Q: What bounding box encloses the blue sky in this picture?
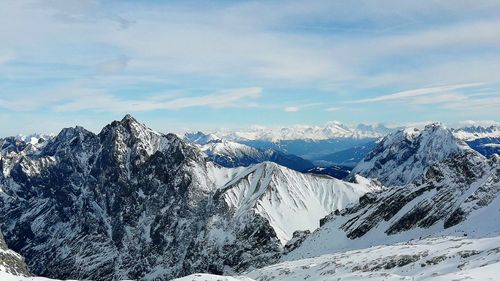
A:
[1,0,500,136]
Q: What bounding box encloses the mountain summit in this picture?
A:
[0,115,377,280]
[351,123,473,186]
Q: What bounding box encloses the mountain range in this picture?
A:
[0,116,499,281]
[0,115,379,280]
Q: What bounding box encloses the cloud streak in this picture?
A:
[52,87,263,112]
[347,83,483,104]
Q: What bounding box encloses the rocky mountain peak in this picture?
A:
[351,124,477,186]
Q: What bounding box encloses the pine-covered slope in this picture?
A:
[0,115,377,281]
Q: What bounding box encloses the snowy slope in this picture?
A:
[0,272,66,281]
[248,236,500,281]
[177,236,500,281]
[452,125,500,157]
[219,162,381,243]
[173,273,254,281]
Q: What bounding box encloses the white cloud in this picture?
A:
[0,0,499,126]
[0,50,15,64]
[283,103,323,112]
[284,106,300,112]
[347,83,483,103]
[52,87,263,112]
[325,107,342,112]
[95,56,130,75]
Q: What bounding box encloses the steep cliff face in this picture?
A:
[0,115,376,281]
[0,230,29,277]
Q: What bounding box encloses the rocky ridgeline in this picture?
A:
[0,115,375,281]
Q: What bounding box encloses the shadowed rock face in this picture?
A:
[0,115,282,280]
[322,131,499,241]
[0,230,29,277]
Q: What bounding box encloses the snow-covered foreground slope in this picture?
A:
[220,162,381,243]
[249,236,500,281]
[173,273,254,281]
[176,236,500,281]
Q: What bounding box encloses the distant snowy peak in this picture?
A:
[15,133,54,145]
[186,132,314,171]
[453,125,500,140]
[352,123,476,186]
[214,122,392,141]
[184,131,222,145]
[220,162,382,243]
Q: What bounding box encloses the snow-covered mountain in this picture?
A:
[184,132,314,172]
[184,131,222,145]
[452,125,500,158]
[283,124,500,261]
[351,123,474,186]
[218,162,380,243]
[187,122,390,164]
[453,125,500,141]
[214,122,391,142]
[0,115,378,281]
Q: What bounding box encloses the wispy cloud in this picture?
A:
[325,107,342,112]
[95,56,130,75]
[284,106,300,112]
[283,102,323,112]
[347,83,483,104]
[52,87,263,112]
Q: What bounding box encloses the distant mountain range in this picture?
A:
[184,132,314,172]
[213,122,393,142]
[452,125,500,157]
